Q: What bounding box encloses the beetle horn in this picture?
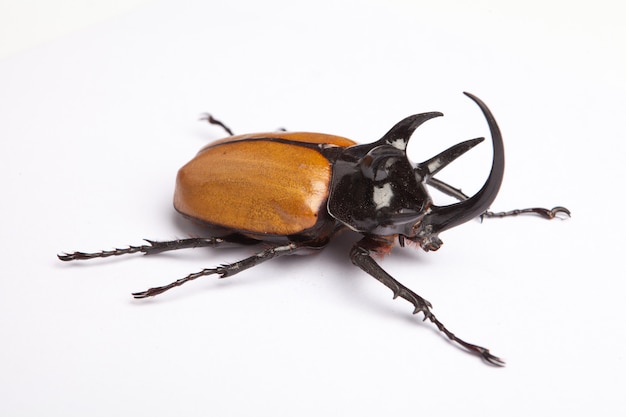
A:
[423,92,505,234]
[378,111,443,151]
[416,137,485,179]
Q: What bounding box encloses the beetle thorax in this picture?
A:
[327,142,432,237]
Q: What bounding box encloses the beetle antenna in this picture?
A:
[199,113,234,136]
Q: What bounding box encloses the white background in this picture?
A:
[1,0,624,415]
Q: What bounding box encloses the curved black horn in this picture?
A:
[417,137,485,179]
[424,92,505,234]
[377,111,443,151]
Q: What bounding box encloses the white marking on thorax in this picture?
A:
[373,183,394,209]
[388,138,406,150]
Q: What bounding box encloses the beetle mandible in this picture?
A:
[59,92,570,365]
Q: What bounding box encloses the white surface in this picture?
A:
[1,0,624,415]
[0,0,154,59]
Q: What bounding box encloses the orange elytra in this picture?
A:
[174,132,355,236]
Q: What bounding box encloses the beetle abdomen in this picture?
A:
[174,133,355,236]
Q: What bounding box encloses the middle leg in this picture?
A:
[132,241,304,299]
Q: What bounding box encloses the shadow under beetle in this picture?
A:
[59,92,570,366]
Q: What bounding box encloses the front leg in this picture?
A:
[427,177,570,220]
[350,239,504,366]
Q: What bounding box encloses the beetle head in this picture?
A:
[327,92,504,250]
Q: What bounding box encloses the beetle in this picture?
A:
[59,92,569,365]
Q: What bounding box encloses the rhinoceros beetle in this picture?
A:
[59,92,570,365]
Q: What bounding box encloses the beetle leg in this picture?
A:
[132,242,301,299]
[199,113,234,136]
[427,177,472,201]
[427,177,570,220]
[57,237,238,261]
[480,206,571,220]
[350,241,505,366]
